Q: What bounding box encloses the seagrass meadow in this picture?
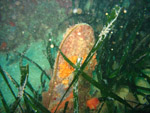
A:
[0,0,150,113]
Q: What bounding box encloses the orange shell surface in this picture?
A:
[42,23,97,113]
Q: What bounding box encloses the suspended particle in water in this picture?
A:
[72,8,82,14]
[123,9,127,13]
[110,31,113,34]
[120,25,123,28]
[136,32,139,35]
[105,12,108,16]
[50,44,54,48]
[22,31,25,34]
[73,8,78,13]
[112,41,116,45]
[144,78,147,81]
[49,38,52,41]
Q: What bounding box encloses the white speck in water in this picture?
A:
[50,44,54,48]
[49,38,52,41]
[73,8,78,14]
[123,9,127,13]
[105,12,108,16]
[120,26,123,28]
[136,32,139,35]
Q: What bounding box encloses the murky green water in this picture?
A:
[0,0,150,113]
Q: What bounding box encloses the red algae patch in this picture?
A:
[86,98,100,110]
[0,42,7,50]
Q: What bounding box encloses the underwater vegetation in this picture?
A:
[0,0,150,113]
